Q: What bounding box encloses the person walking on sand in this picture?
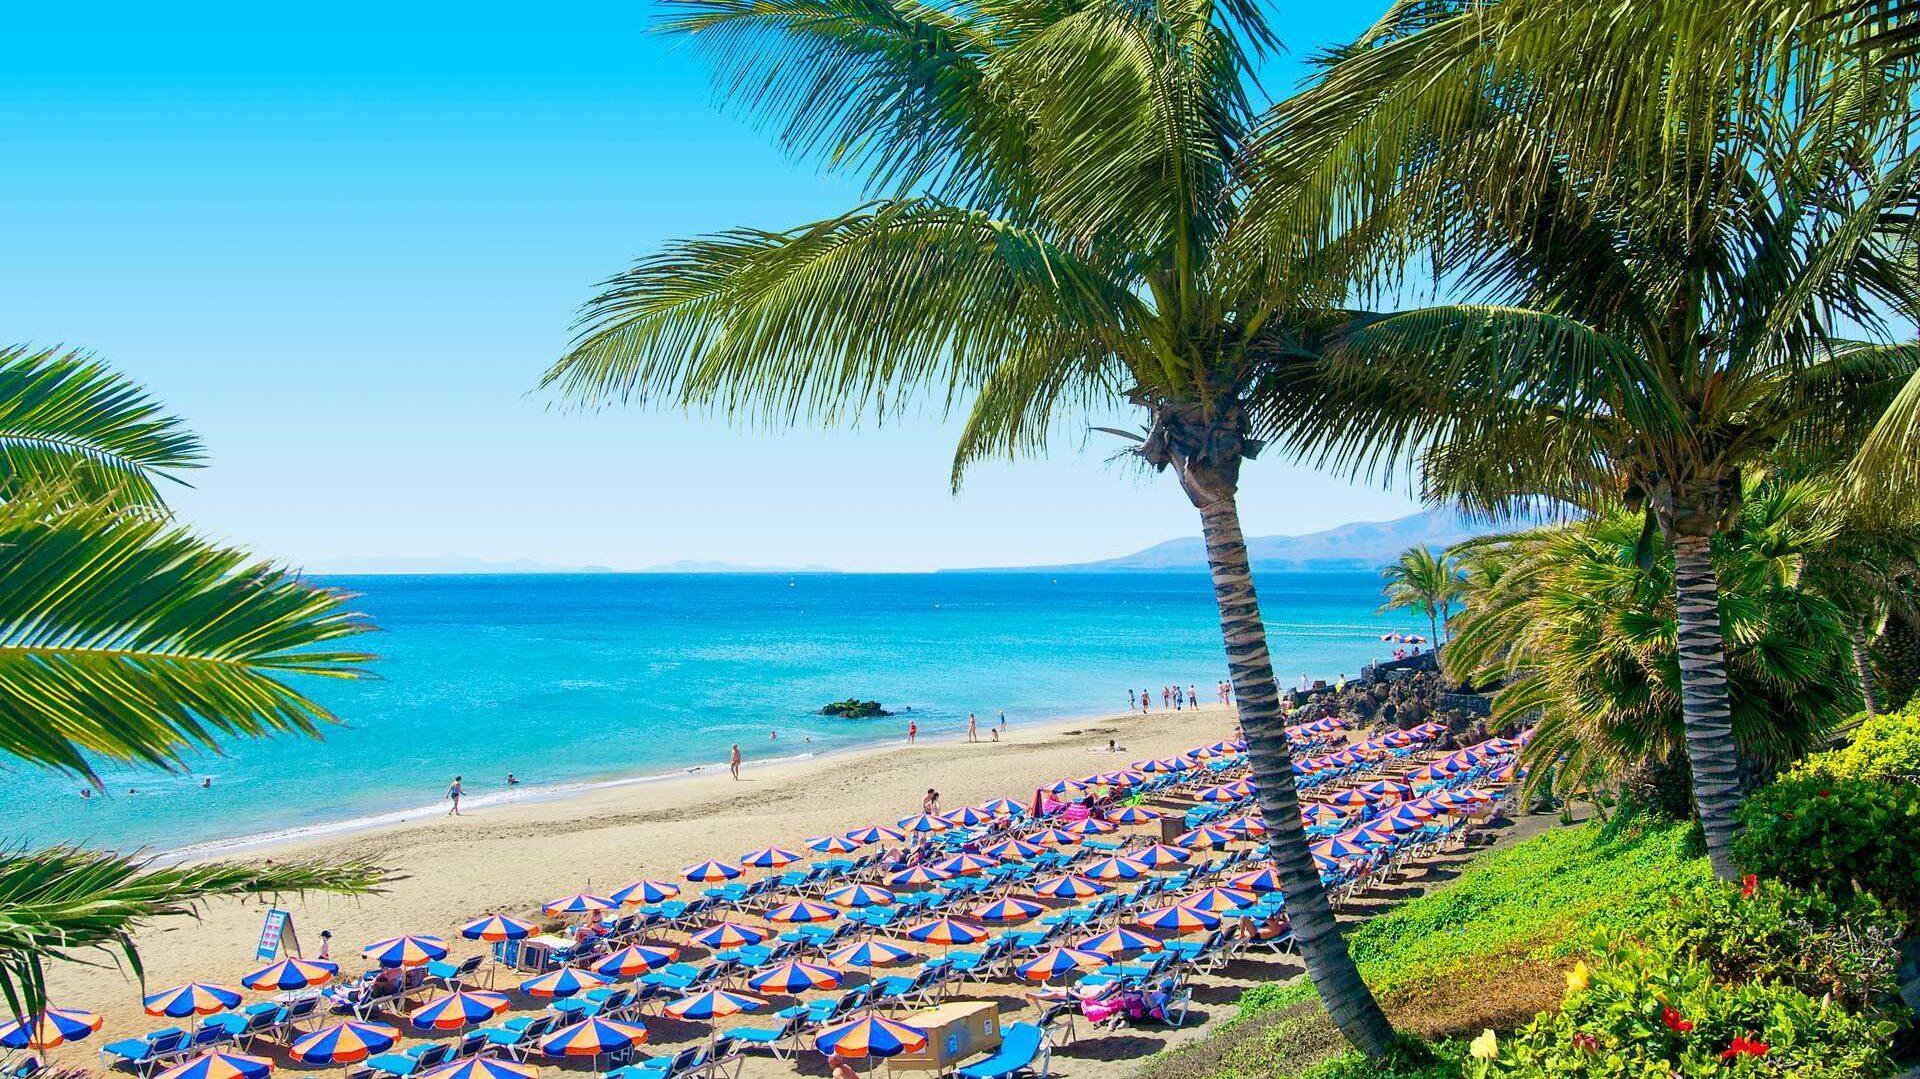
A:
[446,776,463,816]
[1140,688,1150,713]
[908,719,918,743]
[1188,685,1198,708]
[967,713,978,742]
[1128,688,1136,710]
[998,709,1006,732]
[729,744,743,780]
[1162,686,1172,709]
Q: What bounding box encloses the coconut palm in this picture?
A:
[1245,4,1920,880]
[0,346,386,1017]
[541,0,1396,1055]
[1378,545,1458,645]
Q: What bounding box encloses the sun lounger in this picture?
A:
[354,1041,452,1079]
[723,1014,799,1060]
[956,1021,1050,1079]
[101,1029,187,1073]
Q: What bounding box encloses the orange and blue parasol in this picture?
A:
[154,1052,271,1079]
[418,1056,538,1079]
[408,991,510,1031]
[814,1015,927,1059]
[611,880,679,906]
[823,883,894,908]
[1131,844,1192,868]
[969,897,1042,923]
[289,1022,399,1065]
[542,894,615,917]
[1137,904,1219,934]
[1077,928,1162,957]
[1228,868,1285,893]
[844,825,904,845]
[1179,887,1257,914]
[807,835,861,855]
[1108,806,1161,825]
[593,944,680,979]
[747,961,843,994]
[981,838,1042,860]
[362,935,449,968]
[886,865,952,888]
[240,958,338,992]
[0,1007,102,1050]
[740,846,802,869]
[895,813,951,834]
[538,1018,648,1058]
[1014,947,1106,983]
[930,853,997,876]
[765,900,839,925]
[144,983,242,1018]
[1081,856,1149,882]
[459,915,537,942]
[690,922,766,950]
[827,939,915,968]
[663,990,760,1021]
[517,967,607,999]
[906,917,986,947]
[682,860,743,883]
[1032,873,1107,900]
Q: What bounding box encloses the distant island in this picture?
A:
[304,556,841,575]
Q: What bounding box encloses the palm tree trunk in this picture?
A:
[1670,534,1744,880]
[1190,482,1396,1056]
[1852,622,1880,718]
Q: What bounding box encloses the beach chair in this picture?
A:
[723,1013,799,1061]
[606,1044,701,1079]
[354,1041,452,1079]
[1032,999,1077,1046]
[955,1022,1050,1079]
[427,954,484,990]
[867,962,942,1011]
[100,1029,187,1073]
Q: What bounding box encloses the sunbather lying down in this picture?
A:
[1236,912,1290,941]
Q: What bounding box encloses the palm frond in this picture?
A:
[0,347,202,508]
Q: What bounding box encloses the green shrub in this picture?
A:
[1732,773,1920,917]
[1480,940,1899,1078]
[1793,699,1920,783]
[1293,1035,1462,1079]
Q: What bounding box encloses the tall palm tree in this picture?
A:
[1244,3,1920,880]
[0,347,387,1017]
[1378,545,1457,645]
[542,0,1396,1055]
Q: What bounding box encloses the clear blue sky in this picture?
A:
[0,2,1419,572]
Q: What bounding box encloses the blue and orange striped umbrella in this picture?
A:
[1028,828,1079,846]
[747,960,843,994]
[1175,825,1235,850]
[895,813,951,834]
[419,1056,538,1079]
[1361,780,1414,802]
[1077,928,1163,957]
[611,880,680,906]
[154,1052,272,1079]
[459,914,537,942]
[1032,873,1107,900]
[1062,818,1118,836]
[824,883,895,909]
[663,990,761,1022]
[1137,904,1220,934]
[827,940,915,969]
[593,945,680,979]
[941,806,992,827]
[1195,785,1239,804]
[970,897,1042,923]
[1311,835,1372,860]
[409,990,510,1031]
[814,1016,927,1060]
[765,900,839,925]
[690,922,767,950]
[886,865,952,888]
[1325,789,1377,808]
[930,853,997,876]
[539,1018,649,1058]
[906,917,986,947]
[682,859,743,883]
[1043,779,1085,796]
[518,967,607,999]
[1082,856,1149,881]
[740,846,802,869]
[981,838,1042,861]
[1221,816,1266,838]
[362,935,449,968]
[241,957,338,991]
[1300,804,1349,826]
[845,825,905,845]
[144,982,242,1018]
[0,1007,102,1050]
[1224,779,1257,798]
[978,798,1024,818]
[1014,947,1106,983]
[289,1021,399,1065]
[1108,806,1161,825]
[1229,868,1286,894]
[1132,844,1191,868]
[1179,887,1257,914]
[807,835,861,855]
[542,893,615,917]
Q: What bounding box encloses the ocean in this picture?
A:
[17,571,1422,853]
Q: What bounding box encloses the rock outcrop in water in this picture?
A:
[820,699,892,718]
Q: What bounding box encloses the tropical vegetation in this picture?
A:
[1378,546,1460,646]
[0,347,386,1018]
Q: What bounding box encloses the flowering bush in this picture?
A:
[1476,939,1898,1078]
[1732,774,1920,917]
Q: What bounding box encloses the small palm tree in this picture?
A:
[0,347,387,1016]
[1378,545,1458,646]
[542,0,1396,1055]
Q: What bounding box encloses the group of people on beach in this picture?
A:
[1129,682,1229,713]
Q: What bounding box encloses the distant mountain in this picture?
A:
[986,508,1501,573]
[305,555,618,575]
[638,560,842,574]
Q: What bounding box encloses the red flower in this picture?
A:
[1572,1032,1599,1053]
[1818,789,1831,798]
[1741,873,1758,899]
[1721,1034,1769,1059]
[1660,1006,1694,1033]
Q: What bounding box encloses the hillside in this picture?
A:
[989,507,1497,572]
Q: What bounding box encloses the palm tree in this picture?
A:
[0,346,387,1016]
[1244,4,1920,880]
[1378,545,1457,645]
[542,0,1396,1055]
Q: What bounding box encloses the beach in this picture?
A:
[50,705,1240,1061]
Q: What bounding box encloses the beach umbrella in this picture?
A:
[1229,868,1286,894]
[981,838,1042,861]
[408,991,510,1031]
[1222,815,1267,838]
[1062,818,1118,836]
[1081,856,1149,882]
[1195,785,1238,804]
[1131,844,1191,868]
[690,922,767,950]
[845,825,905,845]
[886,865,952,888]
[1175,825,1235,850]
[1031,874,1107,900]
[459,914,537,943]
[766,900,839,925]
[144,983,242,1018]
[289,1022,400,1065]
[419,1056,538,1079]
[807,835,861,855]
[895,813,951,834]
[681,859,743,883]
[663,990,761,1022]
[240,957,338,992]
[1137,904,1219,934]
[1489,762,1522,783]
[541,893,615,917]
[905,917,986,947]
[1013,947,1106,983]
[1028,827,1079,846]
[747,961,844,995]
[154,1051,273,1079]
[1361,781,1414,802]
[941,806,992,827]
[930,853,998,876]
[0,1008,102,1050]
[824,883,896,908]
[1108,806,1161,826]
[1077,928,1162,958]
[1043,779,1086,797]
[519,967,607,1000]
[1300,804,1348,826]
[1179,887,1258,914]
[1324,789,1376,808]
[1311,835,1372,861]
[740,846,802,869]
[611,880,680,906]
[593,944,680,979]
[969,897,1042,923]
[828,939,916,969]
[813,1015,927,1060]
[362,935,449,969]
[539,1018,649,1059]
[978,798,1024,818]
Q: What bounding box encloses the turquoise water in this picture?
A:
[16,572,1420,852]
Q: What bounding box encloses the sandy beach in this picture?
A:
[52,705,1241,1065]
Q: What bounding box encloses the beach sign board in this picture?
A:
[256,908,300,960]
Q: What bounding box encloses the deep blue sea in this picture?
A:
[15,572,1422,853]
